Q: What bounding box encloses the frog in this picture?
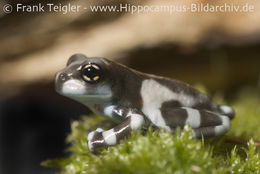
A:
[55,54,235,153]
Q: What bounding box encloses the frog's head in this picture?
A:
[55,54,113,102]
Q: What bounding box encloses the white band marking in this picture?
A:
[220,105,233,115]
[102,129,117,145]
[184,107,201,128]
[129,113,145,130]
[104,105,115,116]
[87,131,95,152]
[140,79,196,129]
[214,116,230,136]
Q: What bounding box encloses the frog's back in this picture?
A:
[109,60,233,119]
[140,73,219,112]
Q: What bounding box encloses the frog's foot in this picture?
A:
[87,110,146,153]
[192,115,230,138]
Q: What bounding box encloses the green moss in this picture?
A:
[42,88,260,174]
[229,139,260,174]
[229,88,260,139]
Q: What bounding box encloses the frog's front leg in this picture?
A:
[87,107,146,153]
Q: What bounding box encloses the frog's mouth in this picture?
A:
[61,79,87,95]
[58,79,112,100]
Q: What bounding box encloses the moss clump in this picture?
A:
[229,139,260,174]
[230,88,260,140]
[42,88,260,174]
[43,124,225,174]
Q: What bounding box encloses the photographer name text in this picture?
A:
[16,3,81,14]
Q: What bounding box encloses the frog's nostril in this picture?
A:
[59,73,68,81]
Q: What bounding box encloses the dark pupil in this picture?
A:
[82,65,101,81]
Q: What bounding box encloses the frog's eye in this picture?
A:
[81,63,102,84]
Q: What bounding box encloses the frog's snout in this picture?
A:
[55,70,88,96]
[55,71,70,93]
[57,72,70,82]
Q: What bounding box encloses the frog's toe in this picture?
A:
[87,131,96,152]
[95,128,104,132]
[87,130,105,153]
[87,131,95,142]
[88,140,95,152]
